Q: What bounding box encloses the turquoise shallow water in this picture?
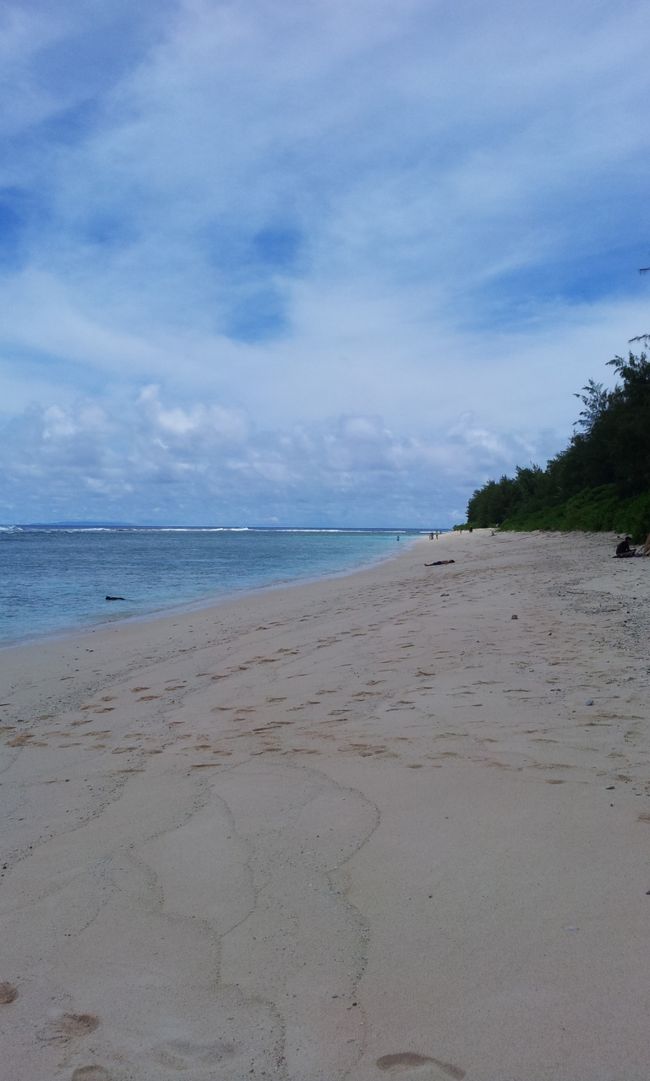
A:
[0,526,427,646]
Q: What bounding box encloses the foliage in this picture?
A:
[466,352,650,539]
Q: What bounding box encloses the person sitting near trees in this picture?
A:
[615,536,636,557]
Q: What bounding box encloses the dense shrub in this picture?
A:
[466,353,650,540]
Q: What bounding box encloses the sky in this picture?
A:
[1,0,649,527]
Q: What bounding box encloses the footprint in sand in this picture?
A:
[71,1068,112,1081]
[377,1052,465,1079]
[154,1033,235,1068]
[0,981,18,1004]
[7,734,36,747]
[41,1012,100,1043]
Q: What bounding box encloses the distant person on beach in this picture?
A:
[615,536,636,557]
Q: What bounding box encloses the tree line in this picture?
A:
[466,351,650,537]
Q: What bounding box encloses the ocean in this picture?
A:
[0,526,429,646]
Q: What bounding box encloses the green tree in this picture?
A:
[465,351,650,534]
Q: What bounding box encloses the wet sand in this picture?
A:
[1,530,649,1081]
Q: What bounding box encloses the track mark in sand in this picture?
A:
[638,813,650,822]
[288,747,320,754]
[138,694,161,701]
[71,1068,112,1081]
[342,742,391,758]
[42,1012,100,1042]
[530,762,573,771]
[377,1052,465,1078]
[0,981,18,1004]
[130,686,149,692]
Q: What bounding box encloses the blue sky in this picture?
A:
[1,0,649,526]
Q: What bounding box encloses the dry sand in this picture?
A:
[1,530,649,1081]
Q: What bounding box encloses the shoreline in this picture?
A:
[0,530,423,653]
[1,529,649,1081]
[0,535,432,720]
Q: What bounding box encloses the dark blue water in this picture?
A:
[0,526,426,645]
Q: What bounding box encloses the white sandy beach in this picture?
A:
[1,530,649,1081]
